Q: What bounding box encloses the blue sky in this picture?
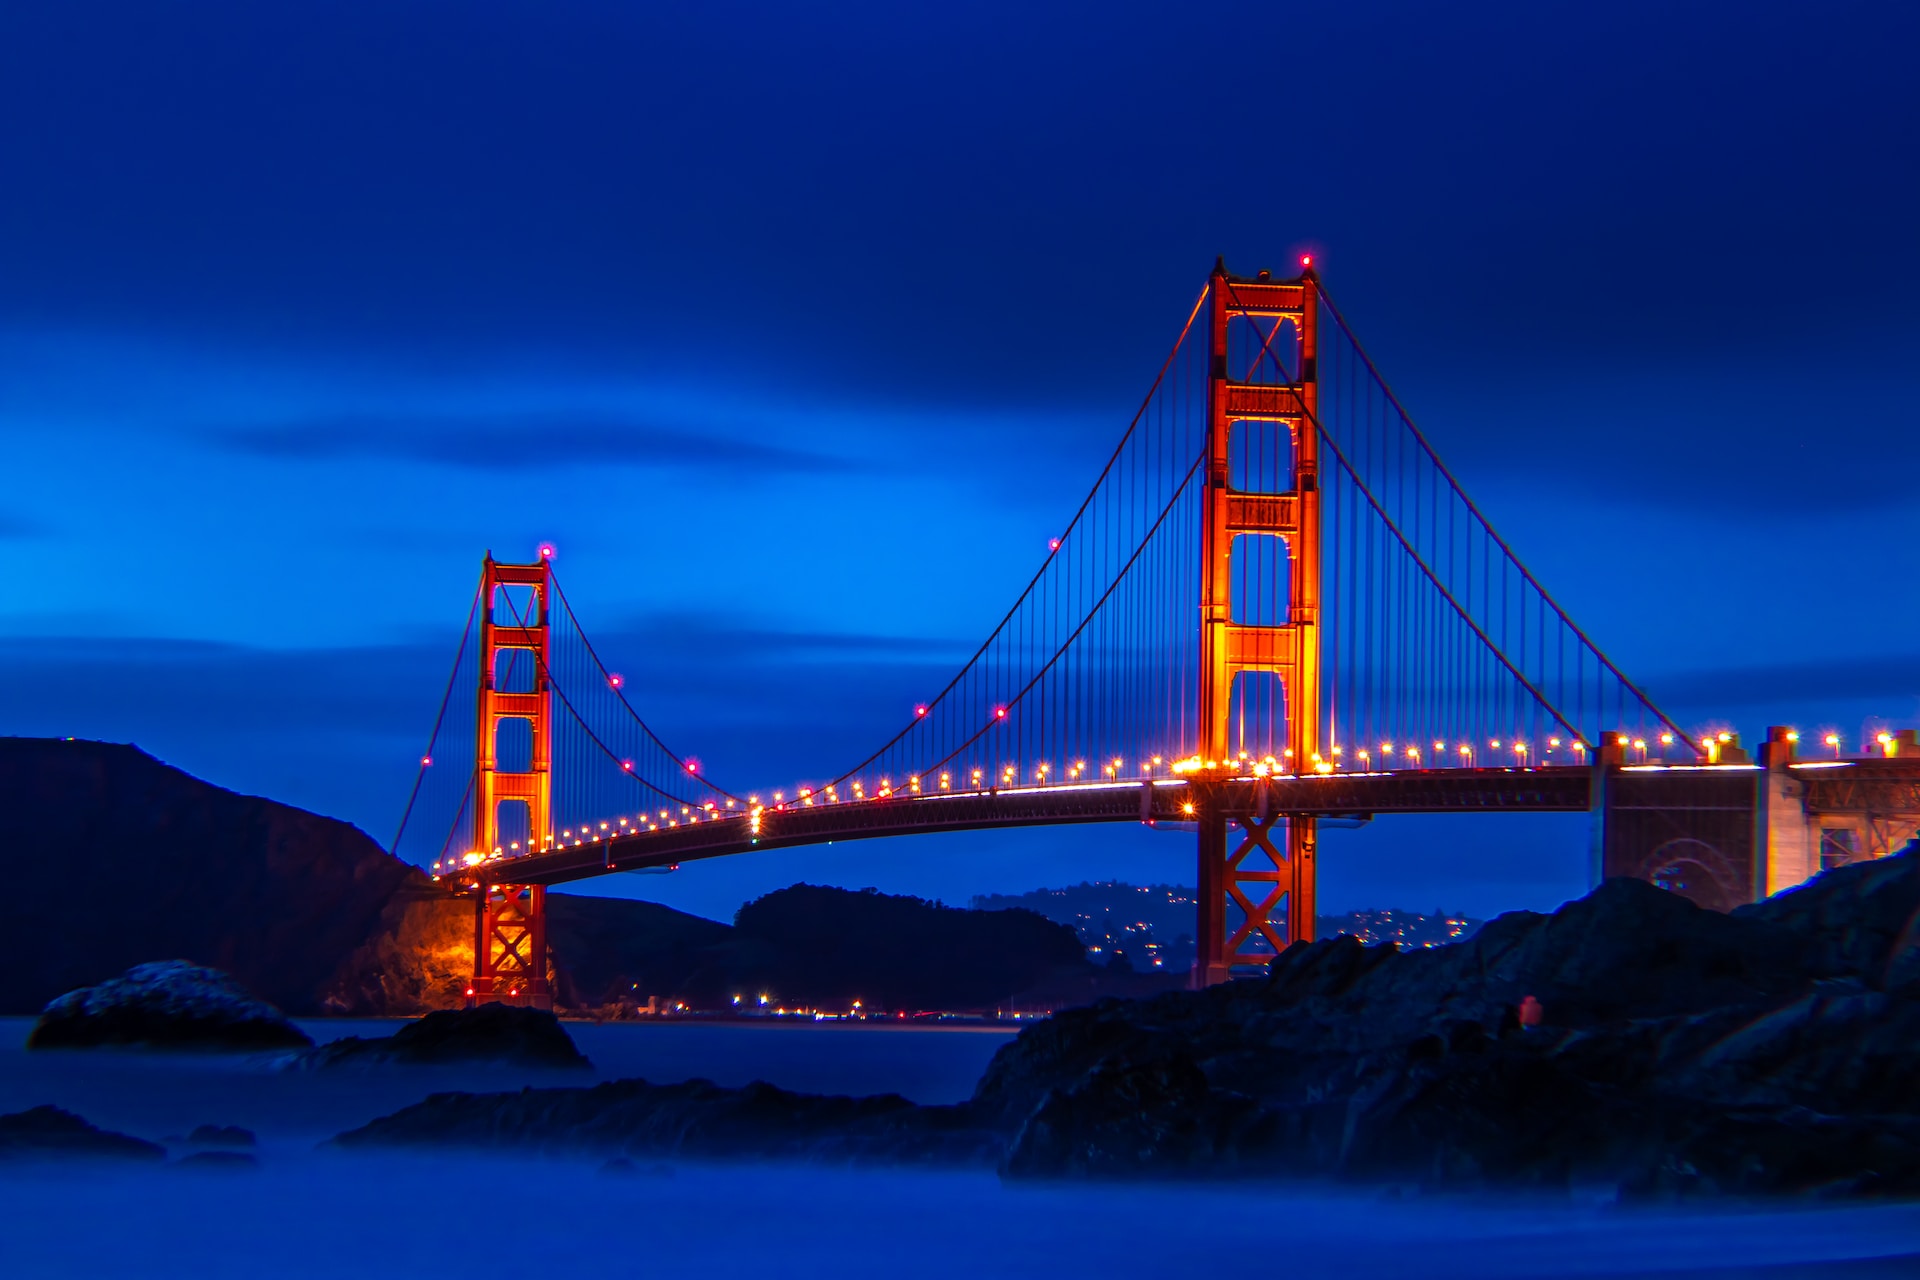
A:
[1,0,1916,920]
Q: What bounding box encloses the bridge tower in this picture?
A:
[470,553,554,1010]
[1195,259,1320,986]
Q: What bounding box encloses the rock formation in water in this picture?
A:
[27,961,314,1051]
[294,1003,592,1070]
[0,1106,166,1161]
[333,849,1920,1197]
[334,1077,1001,1164]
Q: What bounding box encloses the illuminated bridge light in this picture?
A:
[608,673,624,690]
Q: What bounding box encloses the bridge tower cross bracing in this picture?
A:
[1195,260,1321,986]
[470,553,554,1010]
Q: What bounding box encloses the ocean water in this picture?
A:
[3,1017,1919,1279]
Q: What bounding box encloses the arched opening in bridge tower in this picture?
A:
[493,798,532,853]
[1228,669,1291,761]
[1225,315,1299,388]
[1229,533,1292,627]
[494,715,534,774]
[490,583,540,628]
[493,647,537,693]
[1227,418,1295,493]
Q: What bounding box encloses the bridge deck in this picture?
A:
[458,766,1596,888]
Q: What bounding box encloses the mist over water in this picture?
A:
[3,1018,1918,1279]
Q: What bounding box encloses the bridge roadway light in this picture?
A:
[1826,732,1842,759]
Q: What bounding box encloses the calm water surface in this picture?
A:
[2,1016,1918,1279]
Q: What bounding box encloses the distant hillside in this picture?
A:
[0,738,728,1015]
[976,880,1484,970]
[719,884,1089,1012]
[972,881,1197,973]
[0,738,1119,1016]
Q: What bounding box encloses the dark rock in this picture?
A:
[296,1003,591,1070]
[333,1076,1002,1166]
[985,853,1920,1193]
[1000,1051,1266,1179]
[0,737,741,1018]
[187,1124,257,1149]
[174,1150,259,1172]
[1737,850,1920,987]
[27,961,313,1051]
[330,849,1920,1197]
[0,738,420,1017]
[0,1106,165,1161]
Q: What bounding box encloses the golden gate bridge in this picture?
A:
[390,259,1920,1009]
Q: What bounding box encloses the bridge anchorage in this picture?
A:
[391,258,1920,1008]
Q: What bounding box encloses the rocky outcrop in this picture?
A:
[332,1077,1000,1165]
[332,853,1920,1196]
[0,738,415,1016]
[294,1004,590,1070]
[981,858,1920,1193]
[0,1106,166,1161]
[0,737,754,1017]
[27,961,313,1051]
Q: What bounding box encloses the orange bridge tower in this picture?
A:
[1195,259,1321,986]
[470,553,554,1009]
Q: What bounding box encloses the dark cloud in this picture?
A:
[206,413,855,474]
[1648,653,1920,712]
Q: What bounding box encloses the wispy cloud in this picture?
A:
[1648,653,1920,710]
[0,511,43,539]
[206,412,856,474]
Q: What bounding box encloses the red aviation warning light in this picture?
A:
[420,755,432,767]
[1300,254,1312,268]
[994,706,1008,719]
[1048,538,1061,551]
[621,759,634,772]
[608,673,624,690]
[537,542,556,560]
[914,704,929,717]
[685,758,701,775]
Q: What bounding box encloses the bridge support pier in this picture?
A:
[1195,787,1315,986]
[470,882,551,1010]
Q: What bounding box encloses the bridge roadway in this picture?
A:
[461,766,1596,888]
